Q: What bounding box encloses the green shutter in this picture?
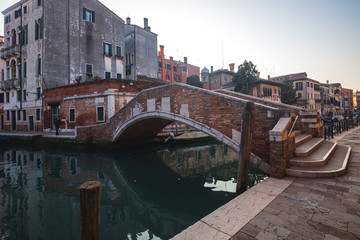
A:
[25,25,28,44]
[40,17,43,39]
[83,8,86,20]
[38,57,41,74]
[92,11,95,22]
[103,42,106,55]
[35,20,39,40]
[109,44,112,56]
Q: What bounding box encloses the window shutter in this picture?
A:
[109,44,112,56]
[25,25,28,44]
[40,17,43,39]
[103,43,106,55]
[35,20,39,40]
[83,8,86,20]
[38,57,41,75]
[92,11,95,22]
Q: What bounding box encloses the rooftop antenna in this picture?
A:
[222,41,224,69]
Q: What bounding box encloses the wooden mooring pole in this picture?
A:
[236,102,255,195]
[79,181,101,240]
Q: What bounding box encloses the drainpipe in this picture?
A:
[19,3,23,111]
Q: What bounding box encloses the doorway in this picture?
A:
[51,106,59,130]
[0,115,3,130]
[29,116,34,131]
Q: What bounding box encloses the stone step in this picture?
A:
[290,142,337,167]
[295,138,324,157]
[293,130,302,136]
[301,118,317,123]
[295,134,312,147]
[286,145,351,178]
[300,110,318,116]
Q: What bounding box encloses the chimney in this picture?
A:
[256,72,260,78]
[159,45,165,58]
[268,75,270,80]
[184,57,187,64]
[229,63,235,72]
[170,56,173,61]
[211,66,213,73]
[326,80,329,85]
[126,17,131,25]
[144,18,148,28]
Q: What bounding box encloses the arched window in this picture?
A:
[10,60,16,79]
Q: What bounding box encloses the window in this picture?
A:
[298,92,302,98]
[1,69,3,81]
[202,76,208,82]
[0,93,3,103]
[173,66,177,72]
[97,106,104,122]
[23,61,27,78]
[17,90,21,102]
[103,43,112,57]
[295,82,303,91]
[311,83,313,88]
[182,66,187,72]
[22,25,28,45]
[15,8,21,19]
[36,109,41,121]
[35,18,43,40]
[23,90,26,101]
[86,64,93,74]
[17,110,21,121]
[105,72,111,79]
[158,61,162,68]
[165,63,170,70]
[6,111,10,121]
[23,110,26,121]
[5,15,10,24]
[36,87,41,99]
[69,108,75,122]
[37,56,41,75]
[83,8,95,22]
[116,74,122,79]
[23,6,27,14]
[38,0,42,6]
[116,46,121,58]
[166,75,170,80]
[6,92,9,103]
[307,82,309,87]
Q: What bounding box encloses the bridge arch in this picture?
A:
[112,111,240,153]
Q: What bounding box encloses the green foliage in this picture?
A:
[281,78,298,104]
[186,75,203,88]
[233,60,258,94]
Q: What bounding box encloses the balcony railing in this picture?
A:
[0,45,20,59]
[0,78,20,90]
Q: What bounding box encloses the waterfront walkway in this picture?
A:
[173,126,360,240]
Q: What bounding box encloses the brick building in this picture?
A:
[43,78,165,131]
[1,0,125,132]
[157,45,200,83]
[201,64,234,90]
[0,36,4,130]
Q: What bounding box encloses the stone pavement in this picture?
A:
[173,126,360,240]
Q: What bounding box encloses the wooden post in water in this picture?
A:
[79,181,101,240]
[236,102,255,195]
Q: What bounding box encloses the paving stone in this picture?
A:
[278,211,298,222]
[248,218,270,230]
[317,224,358,240]
[326,184,350,193]
[286,232,312,240]
[262,206,280,215]
[348,221,360,236]
[171,220,230,240]
[282,221,325,240]
[312,213,348,231]
[255,230,278,240]
[240,224,262,238]
[324,234,342,240]
[230,231,254,240]
[266,224,291,239]
[330,209,360,223]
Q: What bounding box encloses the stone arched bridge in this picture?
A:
[76,83,301,175]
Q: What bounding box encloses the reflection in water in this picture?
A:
[0,142,267,240]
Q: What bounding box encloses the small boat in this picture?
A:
[0,135,9,145]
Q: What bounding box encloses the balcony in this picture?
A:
[0,78,21,90]
[1,45,20,60]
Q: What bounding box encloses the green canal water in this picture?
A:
[0,142,267,240]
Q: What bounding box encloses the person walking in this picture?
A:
[54,116,61,135]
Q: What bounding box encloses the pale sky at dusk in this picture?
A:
[1,0,360,91]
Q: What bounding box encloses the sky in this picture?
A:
[1,0,360,91]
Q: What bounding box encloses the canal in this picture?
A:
[0,141,267,240]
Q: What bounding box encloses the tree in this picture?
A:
[186,75,203,88]
[233,60,258,94]
[281,78,298,104]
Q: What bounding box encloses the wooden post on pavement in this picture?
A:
[80,181,101,240]
[236,102,255,195]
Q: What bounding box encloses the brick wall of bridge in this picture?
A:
[77,84,291,163]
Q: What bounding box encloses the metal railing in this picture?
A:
[323,117,359,140]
